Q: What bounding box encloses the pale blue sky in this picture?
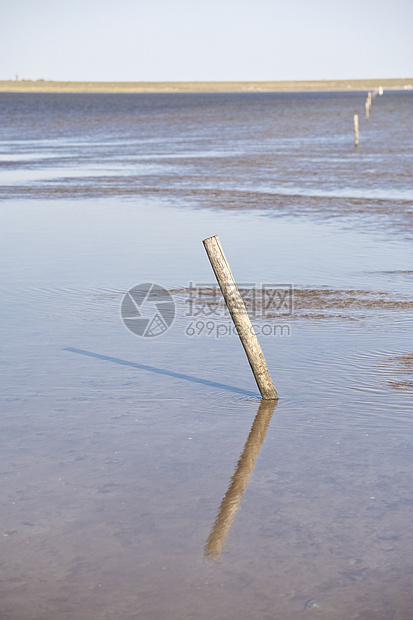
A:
[1,0,412,81]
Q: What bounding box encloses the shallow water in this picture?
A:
[0,92,412,619]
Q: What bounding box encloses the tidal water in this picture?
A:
[0,91,412,620]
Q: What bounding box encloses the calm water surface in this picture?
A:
[0,92,412,619]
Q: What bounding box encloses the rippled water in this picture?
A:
[0,92,412,620]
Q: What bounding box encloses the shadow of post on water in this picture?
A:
[63,347,259,397]
[205,398,277,559]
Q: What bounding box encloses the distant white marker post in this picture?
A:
[354,114,359,147]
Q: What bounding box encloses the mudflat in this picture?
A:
[1,90,412,620]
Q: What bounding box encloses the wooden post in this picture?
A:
[353,114,359,146]
[205,399,277,558]
[203,235,278,400]
[365,99,370,120]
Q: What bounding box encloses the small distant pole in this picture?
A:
[203,235,278,400]
[353,114,359,147]
[365,91,372,120]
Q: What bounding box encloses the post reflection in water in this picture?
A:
[205,399,277,559]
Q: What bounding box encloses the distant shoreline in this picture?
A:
[1,78,412,93]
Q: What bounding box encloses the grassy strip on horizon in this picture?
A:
[0,78,412,93]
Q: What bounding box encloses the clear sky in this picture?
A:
[1,0,412,82]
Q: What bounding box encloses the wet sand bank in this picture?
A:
[1,78,412,93]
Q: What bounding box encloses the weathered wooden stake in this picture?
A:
[353,113,359,146]
[365,99,370,120]
[203,235,278,400]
